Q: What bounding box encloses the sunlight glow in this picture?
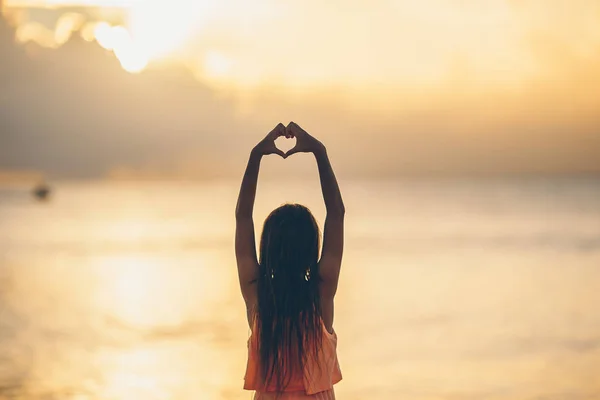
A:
[54,12,84,45]
[88,0,214,75]
[98,255,172,327]
[111,27,147,73]
[91,251,212,329]
[15,21,56,47]
[203,51,232,78]
[127,0,199,60]
[93,22,114,50]
[94,22,148,73]
[80,21,98,42]
[99,348,168,400]
[5,0,600,87]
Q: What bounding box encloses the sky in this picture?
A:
[0,0,599,180]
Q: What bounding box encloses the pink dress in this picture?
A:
[244,320,342,400]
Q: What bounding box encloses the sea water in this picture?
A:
[1,178,599,399]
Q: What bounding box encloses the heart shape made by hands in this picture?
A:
[275,136,297,156]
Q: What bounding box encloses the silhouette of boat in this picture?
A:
[33,183,51,201]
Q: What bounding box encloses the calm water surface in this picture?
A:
[1,178,599,399]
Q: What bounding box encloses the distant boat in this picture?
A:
[33,183,51,201]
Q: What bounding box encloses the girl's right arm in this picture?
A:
[286,122,345,299]
[235,124,286,311]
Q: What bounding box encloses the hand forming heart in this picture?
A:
[254,122,323,159]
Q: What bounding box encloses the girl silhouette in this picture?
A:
[235,122,345,399]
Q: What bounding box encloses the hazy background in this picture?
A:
[1,2,600,400]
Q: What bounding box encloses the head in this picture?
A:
[257,203,323,392]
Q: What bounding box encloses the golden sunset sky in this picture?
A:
[4,0,599,87]
[1,0,599,179]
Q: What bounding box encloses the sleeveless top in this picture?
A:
[244,318,342,395]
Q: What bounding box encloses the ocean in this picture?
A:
[1,178,599,399]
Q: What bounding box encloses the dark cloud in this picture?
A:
[0,17,257,179]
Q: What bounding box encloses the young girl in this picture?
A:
[235,122,345,400]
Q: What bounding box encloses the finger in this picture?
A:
[285,146,300,157]
[274,148,286,158]
[269,123,286,139]
[286,121,304,136]
[277,123,287,137]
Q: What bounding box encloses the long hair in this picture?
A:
[256,203,323,393]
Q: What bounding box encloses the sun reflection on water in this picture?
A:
[91,253,211,328]
[98,347,171,400]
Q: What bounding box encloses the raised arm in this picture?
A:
[286,122,345,299]
[235,124,286,307]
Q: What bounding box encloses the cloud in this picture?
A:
[0,18,258,179]
[1,2,600,180]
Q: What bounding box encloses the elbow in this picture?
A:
[338,200,346,216]
[235,201,250,219]
[329,203,345,219]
